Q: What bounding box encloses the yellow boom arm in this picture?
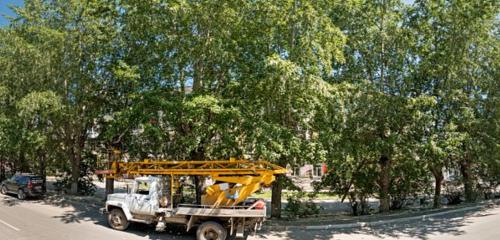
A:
[101,158,287,207]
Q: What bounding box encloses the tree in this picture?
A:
[108,0,345,218]
[233,0,345,218]
[16,91,62,191]
[408,0,499,203]
[4,0,120,194]
[327,0,420,212]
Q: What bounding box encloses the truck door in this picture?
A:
[128,180,159,215]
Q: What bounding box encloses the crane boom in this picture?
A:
[100,158,287,207]
[104,158,286,178]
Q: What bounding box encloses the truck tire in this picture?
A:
[0,185,7,195]
[107,208,130,231]
[17,189,26,200]
[196,221,227,240]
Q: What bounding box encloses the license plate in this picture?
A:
[34,186,42,191]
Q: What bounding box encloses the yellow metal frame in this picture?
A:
[106,159,286,178]
[103,158,287,207]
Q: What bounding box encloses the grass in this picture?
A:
[251,190,340,201]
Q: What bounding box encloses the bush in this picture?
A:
[284,192,321,218]
[443,180,464,205]
[389,195,405,210]
[348,192,371,215]
[55,175,96,196]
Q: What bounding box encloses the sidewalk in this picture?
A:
[43,176,500,232]
[263,199,500,231]
[44,177,110,208]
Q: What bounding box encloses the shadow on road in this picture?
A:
[257,205,497,240]
[1,192,47,207]
[1,187,195,240]
[1,193,21,206]
[39,194,195,240]
[41,196,194,240]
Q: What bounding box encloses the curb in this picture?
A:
[263,200,499,231]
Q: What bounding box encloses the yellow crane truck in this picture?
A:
[100,158,286,240]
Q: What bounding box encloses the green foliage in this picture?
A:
[284,191,321,219]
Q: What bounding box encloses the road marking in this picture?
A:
[0,218,20,231]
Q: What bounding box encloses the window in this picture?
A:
[30,176,43,184]
[136,181,149,195]
[15,176,27,184]
[314,165,323,177]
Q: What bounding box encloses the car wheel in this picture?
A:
[196,221,227,240]
[107,208,129,231]
[0,185,7,195]
[17,189,26,200]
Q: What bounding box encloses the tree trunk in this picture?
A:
[460,158,475,202]
[70,135,85,194]
[378,155,391,212]
[193,61,204,92]
[190,147,205,204]
[432,167,444,208]
[105,148,115,198]
[360,195,369,215]
[271,174,283,218]
[105,177,114,196]
[38,151,47,192]
[18,149,29,173]
[70,149,81,194]
[0,157,5,181]
[70,133,85,195]
[194,176,206,204]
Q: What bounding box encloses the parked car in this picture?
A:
[0,174,45,199]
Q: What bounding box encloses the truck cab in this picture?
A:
[106,177,164,226]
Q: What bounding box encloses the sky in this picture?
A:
[0,0,23,26]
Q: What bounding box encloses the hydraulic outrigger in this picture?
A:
[100,158,286,240]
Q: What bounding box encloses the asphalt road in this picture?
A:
[0,194,193,240]
[1,193,500,240]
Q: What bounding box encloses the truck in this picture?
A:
[101,159,286,240]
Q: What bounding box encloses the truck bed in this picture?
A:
[174,204,266,218]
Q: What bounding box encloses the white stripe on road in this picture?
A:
[0,218,20,231]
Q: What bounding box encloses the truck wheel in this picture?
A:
[17,189,26,200]
[196,221,227,240]
[107,208,130,231]
[0,185,7,195]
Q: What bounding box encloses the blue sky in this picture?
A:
[0,0,23,26]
